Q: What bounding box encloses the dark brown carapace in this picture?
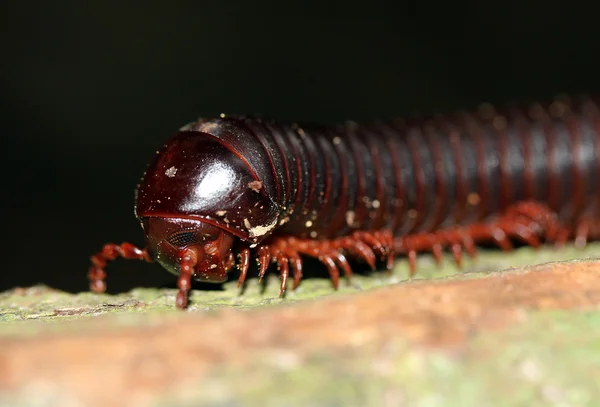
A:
[89,95,600,309]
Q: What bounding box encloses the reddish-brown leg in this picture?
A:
[394,232,452,276]
[353,231,385,257]
[392,200,567,276]
[380,231,396,270]
[503,201,562,239]
[257,245,271,282]
[88,242,152,293]
[356,230,395,270]
[319,254,340,289]
[176,247,197,309]
[332,252,353,280]
[466,201,567,248]
[252,231,393,293]
[449,241,463,267]
[582,218,600,243]
[256,239,308,294]
[337,237,377,270]
[289,252,304,289]
[393,235,419,275]
[568,217,600,249]
[435,229,473,267]
[278,257,290,296]
[250,201,568,293]
[237,247,251,287]
[574,220,589,248]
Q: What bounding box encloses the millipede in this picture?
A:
[88,95,600,309]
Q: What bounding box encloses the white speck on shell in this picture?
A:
[243,217,278,238]
[165,166,177,177]
[346,211,355,226]
[248,180,263,192]
[179,122,194,131]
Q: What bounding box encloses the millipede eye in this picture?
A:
[166,230,202,248]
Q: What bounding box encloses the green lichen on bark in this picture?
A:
[175,310,600,407]
[1,244,600,407]
[1,243,600,329]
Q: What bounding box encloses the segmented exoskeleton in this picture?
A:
[89,95,600,308]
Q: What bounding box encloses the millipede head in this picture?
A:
[135,128,281,245]
[141,217,235,282]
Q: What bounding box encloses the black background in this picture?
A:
[2,2,599,293]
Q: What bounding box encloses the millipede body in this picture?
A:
[89,96,600,308]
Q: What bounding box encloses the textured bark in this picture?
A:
[2,245,600,406]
